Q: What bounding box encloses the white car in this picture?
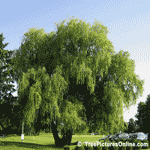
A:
[129,132,148,140]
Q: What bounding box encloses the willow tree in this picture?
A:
[97,50,145,135]
[11,16,144,146]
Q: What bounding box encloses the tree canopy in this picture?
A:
[135,94,150,134]
[11,16,144,146]
[0,33,16,104]
[126,118,138,133]
[0,33,18,132]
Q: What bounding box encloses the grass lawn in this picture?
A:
[0,133,103,150]
[0,133,149,150]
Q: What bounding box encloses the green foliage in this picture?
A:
[123,122,129,133]
[75,133,91,135]
[75,145,85,150]
[141,140,149,149]
[87,145,94,150]
[0,33,18,132]
[103,145,108,150]
[135,94,150,134]
[11,16,145,146]
[97,145,102,150]
[5,134,18,137]
[0,33,17,103]
[64,145,77,150]
[126,118,138,133]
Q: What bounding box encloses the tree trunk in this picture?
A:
[51,120,62,146]
[63,128,73,145]
[51,120,73,147]
[29,127,31,136]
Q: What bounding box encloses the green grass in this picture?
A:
[0,133,104,150]
[0,133,149,150]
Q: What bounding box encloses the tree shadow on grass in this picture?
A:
[0,141,64,149]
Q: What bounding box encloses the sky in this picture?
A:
[1,0,150,124]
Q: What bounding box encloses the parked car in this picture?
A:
[128,133,133,137]
[99,133,130,142]
[137,132,148,140]
[136,132,145,134]
[114,133,129,140]
[109,134,116,141]
[129,132,148,140]
[110,133,123,141]
[98,134,112,141]
[0,134,5,138]
[90,132,100,135]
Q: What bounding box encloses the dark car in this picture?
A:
[110,133,123,141]
[113,133,129,140]
[109,134,116,141]
[0,134,5,138]
[98,134,112,141]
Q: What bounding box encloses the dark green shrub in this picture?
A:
[96,145,102,150]
[102,145,108,150]
[87,145,94,150]
[122,145,126,150]
[118,145,122,150]
[129,146,133,150]
[131,139,136,143]
[93,143,100,150]
[5,134,18,137]
[127,139,132,143]
[104,139,110,143]
[112,141,120,150]
[83,144,88,150]
[64,145,76,150]
[113,146,119,150]
[45,128,50,133]
[64,145,70,150]
[75,145,85,150]
[74,133,91,135]
[115,139,120,143]
[33,131,40,136]
[126,145,130,150]
[133,139,144,150]
[140,140,149,149]
[109,144,114,150]
[120,139,126,143]
[93,145,98,150]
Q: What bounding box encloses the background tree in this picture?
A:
[144,94,150,143]
[0,33,18,133]
[127,118,137,133]
[135,94,150,143]
[135,101,147,133]
[11,16,144,147]
[0,33,16,103]
[144,94,150,133]
[123,121,129,133]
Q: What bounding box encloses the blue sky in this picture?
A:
[1,0,150,124]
